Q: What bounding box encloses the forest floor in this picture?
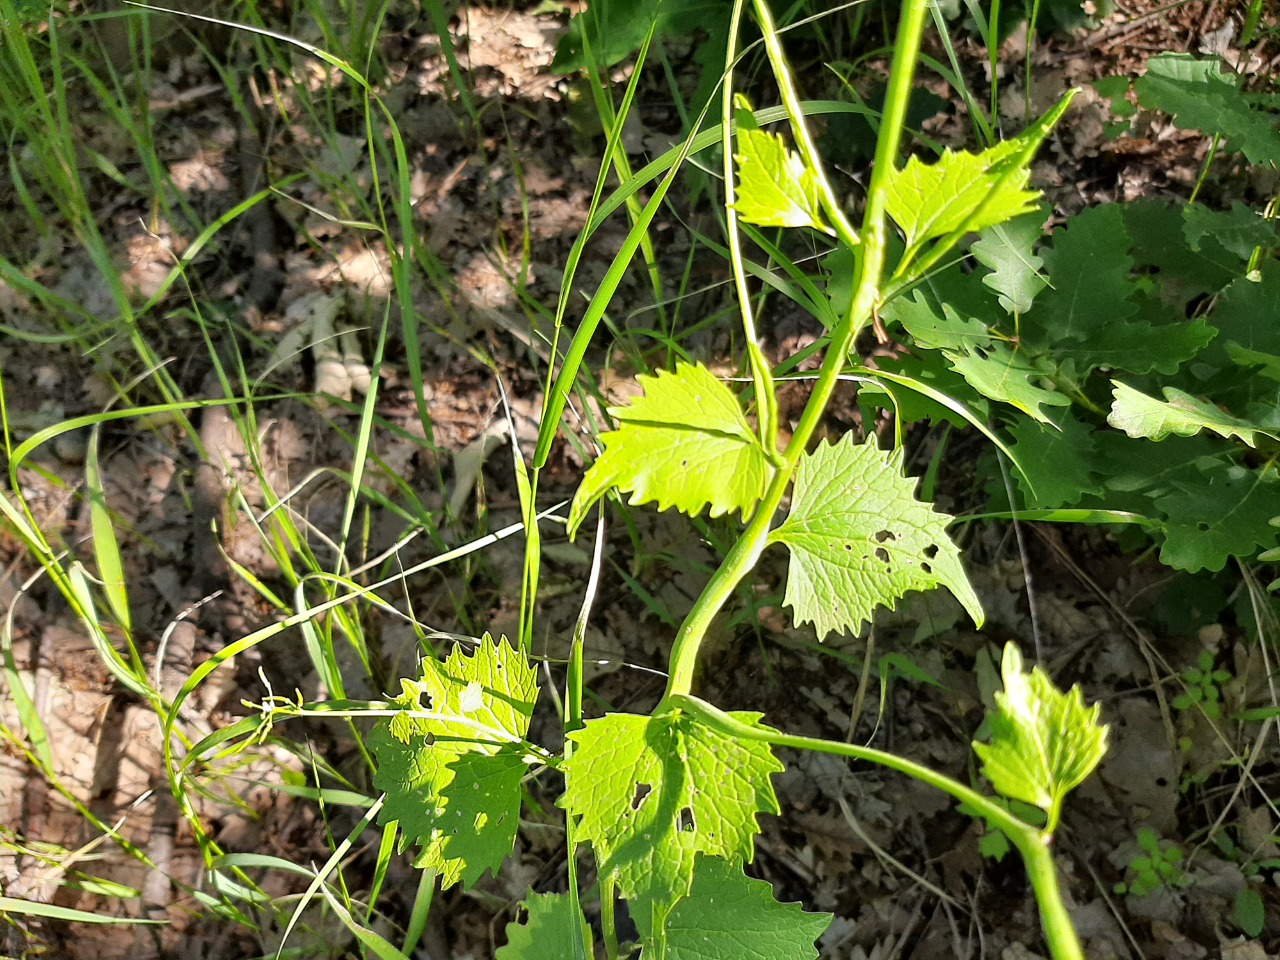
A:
[1,1,1279,958]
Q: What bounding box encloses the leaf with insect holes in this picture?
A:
[558,709,782,933]
[495,891,592,960]
[567,363,773,536]
[768,433,983,640]
[1108,381,1275,447]
[369,634,538,889]
[658,856,832,960]
[972,643,1108,835]
[731,95,832,234]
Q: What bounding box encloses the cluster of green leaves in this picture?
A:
[1114,828,1192,897]
[879,192,1280,574]
[362,54,1116,954]
[369,632,1107,957]
[567,359,981,640]
[368,636,834,955]
[1172,650,1232,720]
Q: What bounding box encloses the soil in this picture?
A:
[1,2,1279,959]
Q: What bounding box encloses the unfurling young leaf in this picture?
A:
[567,362,774,536]
[731,94,832,234]
[369,634,539,889]
[972,643,1109,836]
[768,433,983,640]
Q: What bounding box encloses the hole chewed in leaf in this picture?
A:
[631,782,652,811]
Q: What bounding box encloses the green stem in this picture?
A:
[722,0,779,455]
[662,0,929,700]
[1020,841,1086,960]
[673,694,1084,960]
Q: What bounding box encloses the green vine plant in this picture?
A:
[345,3,1115,959]
[350,4,1111,960]
[363,2,1111,959]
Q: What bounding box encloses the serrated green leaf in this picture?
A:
[496,891,592,960]
[1156,464,1280,572]
[768,433,982,639]
[558,710,782,928]
[1108,381,1273,447]
[885,92,1071,264]
[568,363,773,536]
[971,206,1049,315]
[893,294,992,353]
[885,140,1040,251]
[1136,53,1280,165]
[659,856,831,960]
[370,634,539,889]
[732,96,831,233]
[972,643,1109,835]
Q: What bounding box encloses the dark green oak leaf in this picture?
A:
[1208,261,1280,384]
[1156,464,1280,572]
[1182,202,1280,261]
[1049,316,1215,377]
[1136,53,1280,165]
[1033,203,1138,344]
[1009,416,1103,508]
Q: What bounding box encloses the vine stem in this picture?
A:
[672,695,1086,960]
[661,0,930,700]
